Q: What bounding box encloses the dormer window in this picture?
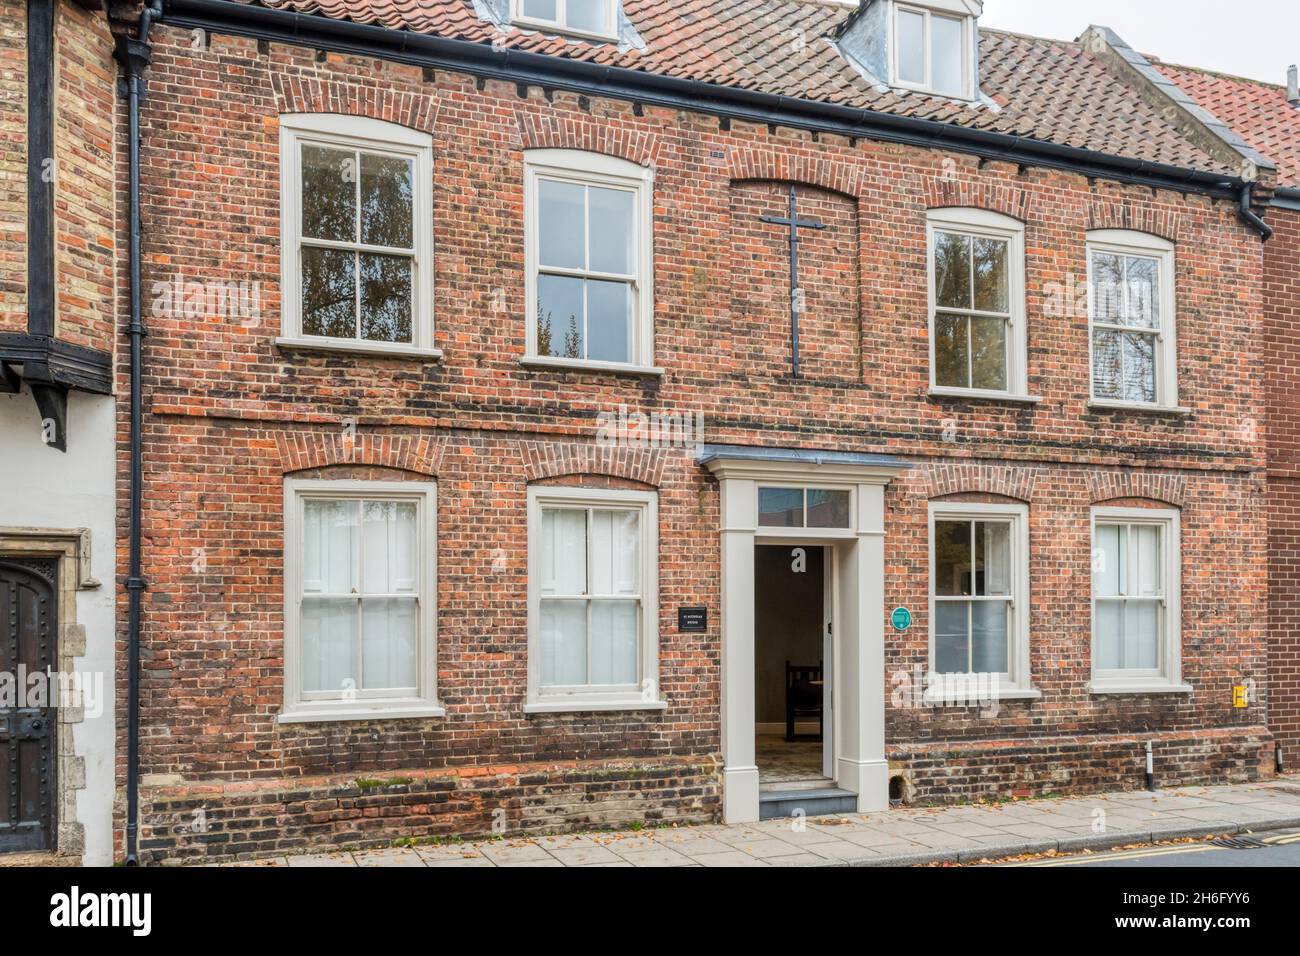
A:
[891,1,976,98]
[513,0,619,42]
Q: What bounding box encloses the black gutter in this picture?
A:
[1240,183,1274,241]
[115,0,161,866]
[1274,186,1300,212]
[162,0,1255,207]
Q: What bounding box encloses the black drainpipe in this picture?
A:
[115,0,160,866]
[1239,182,1274,242]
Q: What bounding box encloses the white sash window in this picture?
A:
[1090,507,1187,694]
[281,480,441,722]
[927,502,1036,699]
[527,486,662,712]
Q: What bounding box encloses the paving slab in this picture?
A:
[767,852,841,867]
[414,844,489,863]
[546,844,624,866]
[735,838,814,860]
[690,850,770,867]
[353,848,425,867]
[423,855,497,867]
[286,852,356,867]
[616,847,699,867]
[837,827,925,849]
[479,841,555,865]
[695,825,771,846]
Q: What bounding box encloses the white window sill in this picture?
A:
[277,702,447,724]
[520,356,665,378]
[524,698,669,715]
[276,337,444,361]
[928,388,1043,405]
[512,18,619,44]
[892,79,976,102]
[922,686,1042,705]
[1087,400,1191,415]
[1087,681,1193,696]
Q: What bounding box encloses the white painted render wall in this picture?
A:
[0,386,116,866]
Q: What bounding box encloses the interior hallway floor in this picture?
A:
[757,733,826,789]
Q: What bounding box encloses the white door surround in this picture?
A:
[701,445,909,824]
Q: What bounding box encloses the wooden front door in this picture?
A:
[0,558,57,852]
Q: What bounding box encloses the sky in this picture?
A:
[978,0,1300,86]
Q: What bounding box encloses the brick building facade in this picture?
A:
[0,0,1281,865]
[1151,58,1300,771]
[90,0,1279,864]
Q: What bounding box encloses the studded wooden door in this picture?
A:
[0,558,57,852]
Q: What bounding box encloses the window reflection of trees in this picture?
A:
[300,144,415,343]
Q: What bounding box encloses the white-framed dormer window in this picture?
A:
[512,0,619,43]
[927,208,1028,399]
[1087,230,1178,410]
[526,485,663,713]
[523,149,655,373]
[927,501,1037,699]
[280,479,442,723]
[892,1,976,98]
[278,114,436,357]
[1089,506,1189,695]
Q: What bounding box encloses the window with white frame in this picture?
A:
[1088,230,1177,408]
[757,486,852,529]
[527,486,660,711]
[281,479,439,722]
[512,0,619,41]
[524,150,654,369]
[1091,507,1185,692]
[929,502,1032,692]
[928,208,1027,397]
[893,2,974,98]
[279,114,434,351]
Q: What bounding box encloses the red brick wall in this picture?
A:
[728,181,860,382]
[120,28,1271,859]
[53,0,117,353]
[1266,206,1300,767]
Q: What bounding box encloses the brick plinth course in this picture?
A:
[139,757,719,863]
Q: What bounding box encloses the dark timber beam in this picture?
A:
[27,0,55,340]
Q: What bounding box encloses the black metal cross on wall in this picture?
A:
[760,185,826,378]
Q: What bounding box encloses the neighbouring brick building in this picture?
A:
[60,0,1284,864]
[1144,57,1300,771]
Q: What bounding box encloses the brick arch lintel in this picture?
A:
[1086,201,1183,243]
[727,148,863,200]
[1087,471,1187,508]
[919,462,1042,503]
[523,442,666,487]
[272,75,440,132]
[515,108,663,167]
[276,430,446,477]
[923,179,1031,222]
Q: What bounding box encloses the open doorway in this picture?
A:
[754,544,832,790]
